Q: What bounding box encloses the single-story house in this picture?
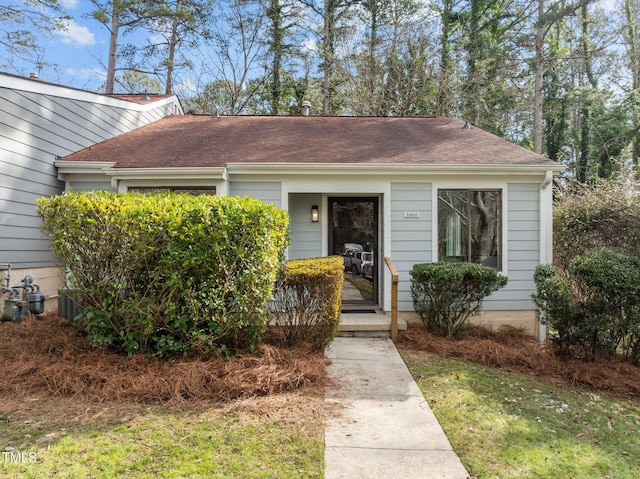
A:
[53,113,564,341]
[0,72,182,306]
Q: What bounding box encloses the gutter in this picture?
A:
[227,162,566,177]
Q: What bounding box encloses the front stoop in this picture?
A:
[337,311,407,338]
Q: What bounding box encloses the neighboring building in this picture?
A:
[0,72,183,305]
[55,114,564,340]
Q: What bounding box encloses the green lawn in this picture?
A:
[5,338,639,479]
[0,396,324,479]
[400,349,640,479]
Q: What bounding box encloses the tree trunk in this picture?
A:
[268,0,284,115]
[436,0,454,117]
[577,4,597,182]
[165,1,181,95]
[533,0,545,154]
[625,0,640,167]
[322,0,334,115]
[105,10,120,94]
[366,1,378,113]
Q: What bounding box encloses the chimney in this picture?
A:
[29,72,38,80]
[302,101,311,116]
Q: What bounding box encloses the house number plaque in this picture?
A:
[403,212,420,219]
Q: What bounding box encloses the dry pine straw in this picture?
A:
[0,315,329,406]
[399,325,640,404]
[4,315,639,408]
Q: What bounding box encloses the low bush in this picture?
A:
[410,262,507,338]
[533,247,640,363]
[37,191,289,357]
[532,264,584,354]
[270,256,344,352]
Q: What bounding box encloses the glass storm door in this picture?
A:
[328,197,379,307]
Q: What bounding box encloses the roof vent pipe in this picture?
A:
[29,72,38,80]
[302,101,311,116]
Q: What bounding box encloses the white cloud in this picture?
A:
[59,0,80,8]
[54,20,96,47]
[597,0,618,12]
[66,67,105,79]
[174,77,199,96]
[301,38,317,53]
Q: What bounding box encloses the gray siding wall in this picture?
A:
[229,182,282,208]
[1,84,176,268]
[389,182,540,313]
[288,193,322,259]
[68,181,115,192]
[484,183,540,310]
[390,182,433,311]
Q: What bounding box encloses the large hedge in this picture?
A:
[542,178,640,363]
[410,262,508,338]
[554,178,640,269]
[270,256,344,352]
[533,247,640,363]
[37,191,289,357]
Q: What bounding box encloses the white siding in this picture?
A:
[390,182,432,311]
[0,80,178,269]
[484,183,540,311]
[288,193,322,259]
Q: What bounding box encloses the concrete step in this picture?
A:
[337,311,407,338]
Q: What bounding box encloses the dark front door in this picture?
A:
[328,197,379,307]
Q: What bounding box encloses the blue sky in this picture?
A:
[5,0,621,94]
[12,0,143,91]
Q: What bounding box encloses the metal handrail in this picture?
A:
[384,257,399,341]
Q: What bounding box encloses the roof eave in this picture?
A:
[226,162,566,176]
[54,160,117,179]
[105,167,227,181]
[55,161,227,181]
[55,160,564,182]
[0,73,182,112]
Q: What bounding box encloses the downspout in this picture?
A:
[538,170,554,342]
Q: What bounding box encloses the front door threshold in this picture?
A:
[337,310,407,338]
[340,307,380,314]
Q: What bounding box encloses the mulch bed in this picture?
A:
[0,314,329,405]
[4,315,638,407]
[398,325,640,404]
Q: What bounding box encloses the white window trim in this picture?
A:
[431,181,509,276]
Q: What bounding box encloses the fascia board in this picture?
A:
[0,73,181,112]
[226,162,566,176]
[54,160,118,176]
[54,162,227,180]
[104,167,227,181]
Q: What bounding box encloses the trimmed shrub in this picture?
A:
[534,248,640,363]
[410,262,508,338]
[532,264,585,355]
[37,191,289,357]
[270,256,344,352]
[571,248,640,362]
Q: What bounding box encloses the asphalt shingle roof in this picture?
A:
[62,115,558,168]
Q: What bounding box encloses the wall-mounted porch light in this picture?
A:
[311,205,319,223]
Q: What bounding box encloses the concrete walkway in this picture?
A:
[324,338,470,479]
